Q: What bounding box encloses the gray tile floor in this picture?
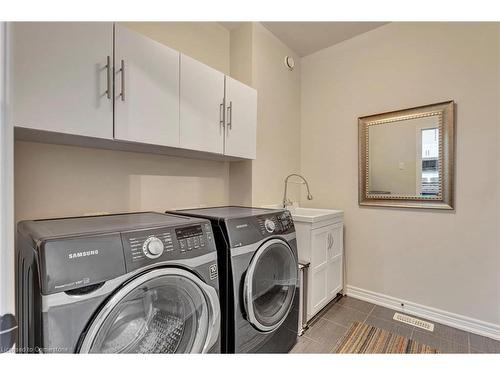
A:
[291,296,500,354]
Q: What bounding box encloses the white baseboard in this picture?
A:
[345,285,500,341]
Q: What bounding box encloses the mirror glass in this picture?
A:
[367,115,440,197]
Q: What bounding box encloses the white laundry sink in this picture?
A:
[262,204,343,224]
[288,207,343,223]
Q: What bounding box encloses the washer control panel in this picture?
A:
[256,211,294,236]
[126,231,174,263]
[121,221,215,272]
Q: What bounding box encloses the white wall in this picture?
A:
[251,23,302,206]
[121,22,230,74]
[15,142,229,222]
[301,22,500,326]
[14,22,232,222]
[229,23,253,86]
[227,22,303,207]
[228,23,254,206]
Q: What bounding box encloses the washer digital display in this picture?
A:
[175,225,203,240]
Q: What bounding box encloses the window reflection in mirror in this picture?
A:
[419,128,439,196]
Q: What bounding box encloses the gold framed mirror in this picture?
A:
[358,101,455,210]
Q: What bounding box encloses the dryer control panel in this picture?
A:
[121,221,215,272]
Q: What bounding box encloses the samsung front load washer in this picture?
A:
[16,212,221,353]
[167,206,299,353]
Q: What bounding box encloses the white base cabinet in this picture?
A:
[295,212,344,321]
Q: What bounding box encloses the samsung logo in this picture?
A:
[68,250,99,259]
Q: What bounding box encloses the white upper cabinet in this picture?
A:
[10,22,113,139]
[180,54,225,154]
[224,76,257,159]
[10,23,257,160]
[114,25,180,147]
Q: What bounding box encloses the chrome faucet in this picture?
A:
[282,174,313,208]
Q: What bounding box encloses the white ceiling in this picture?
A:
[220,22,388,57]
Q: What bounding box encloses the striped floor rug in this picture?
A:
[334,321,439,354]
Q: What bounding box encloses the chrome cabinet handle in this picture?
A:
[226,101,232,129]
[219,102,224,130]
[105,56,111,99]
[118,59,125,101]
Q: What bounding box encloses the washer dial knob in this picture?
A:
[264,219,276,233]
[143,236,164,259]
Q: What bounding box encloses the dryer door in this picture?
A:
[79,268,220,353]
[243,239,298,332]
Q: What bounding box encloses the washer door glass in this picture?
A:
[81,269,217,353]
[244,239,298,332]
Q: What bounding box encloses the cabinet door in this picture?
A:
[10,22,113,139]
[308,223,344,319]
[224,76,257,159]
[309,225,330,317]
[326,223,344,298]
[180,54,225,154]
[327,256,343,299]
[114,25,180,147]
